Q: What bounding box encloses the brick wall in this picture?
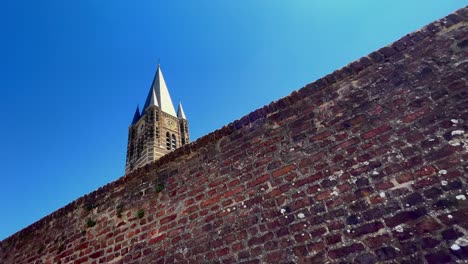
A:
[1,7,467,264]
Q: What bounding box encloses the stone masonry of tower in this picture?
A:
[125,65,189,174]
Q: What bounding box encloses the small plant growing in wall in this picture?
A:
[87,219,96,228]
[137,209,145,219]
[154,183,165,193]
[86,204,96,211]
[37,244,45,254]
[57,244,64,253]
[116,204,124,218]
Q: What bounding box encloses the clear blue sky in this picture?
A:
[0,1,464,240]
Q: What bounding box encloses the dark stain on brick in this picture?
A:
[375,246,397,261]
[425,251,452,264]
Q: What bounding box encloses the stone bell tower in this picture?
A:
[125,64,189,174]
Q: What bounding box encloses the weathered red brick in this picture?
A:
[348,222,384,238]
[328,243,365,259]
[425,146,456,162]
[224,186,244,198]
[148,234,167,245]
[238,250,250,259]
[299,152,325,168]
[396,173,413,183]
[375,246,397,261]
[376,181,393,190]
[295,172,324,187]
[201,195,222,207]
[89,250,104,259]
[248,174,270,187]
[365,234,391,249]
[75,242,88,251]
[74,257,89,264]
[228,179,240,187]
[384,208,427,227]
[326,234,342,245]
[160,214,177,225]
[294,233,311,243]
[401,108,426,123]
[414,217,442,234]
[310,131,332,141]
[208,178,225,188]
[361,125,392,139]
[115,234,125,243]
[216,247,230,257]
[272,164,297,177]
[265,250,286,262]
[183,205,199,215]
[335,133,348,142]
[315,190,333,201]
[425,251,452,263]
[310,227,327,237]
[414,176,438,189]
[415,165,436,177]
[332,138,359,151]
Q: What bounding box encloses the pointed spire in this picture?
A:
[177,101,187,120]
[131,105,141,124]
[145,64,177,116]
[143,82,159,110]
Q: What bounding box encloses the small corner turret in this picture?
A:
[177,101,189,146]
[131,105,141,124]
[125,65,190,174]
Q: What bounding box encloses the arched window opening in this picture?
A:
[166,132,171,150]
[137,139,144,158]
[172,134,177,150]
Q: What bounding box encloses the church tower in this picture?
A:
[125,65,190,174]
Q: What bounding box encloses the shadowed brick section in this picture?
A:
[385,208,427,227]
[1,7,468,264]
[329,243,365,259]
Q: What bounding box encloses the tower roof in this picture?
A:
[177,101,187,120]
[143,84,159,109]
[131,105,141,124]
[143,64,177,117]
